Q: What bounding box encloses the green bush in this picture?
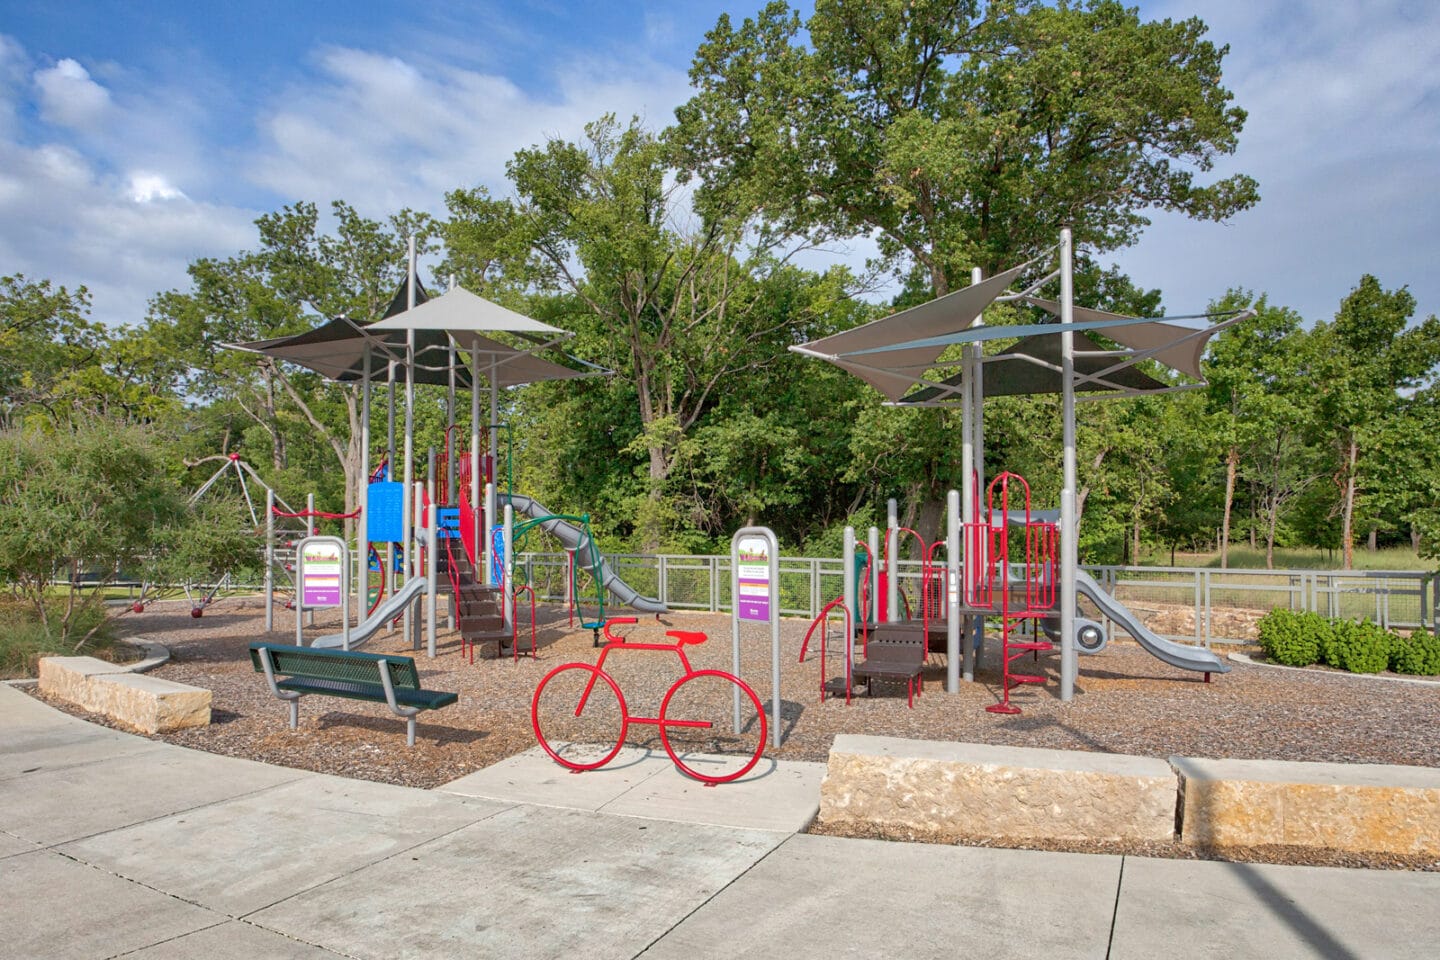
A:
[0,600,117,679]
[1323,618,1391,674]
[1390,626,1440,676]
[1257,608,1320,666]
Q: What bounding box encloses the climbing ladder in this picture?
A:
[964,472,1058,715]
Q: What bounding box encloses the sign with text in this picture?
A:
[299,539,344,608]
[736,535,773,622]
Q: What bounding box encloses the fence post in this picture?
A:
[1202,570,1212,647]
[710,556,719,613]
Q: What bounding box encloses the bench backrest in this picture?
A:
[862,637,925,667]
[249,643,421,690]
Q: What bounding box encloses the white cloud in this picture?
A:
[0,135,256,327]
[248,45,693,216]
[33,57,112,129]
[1111,0,1440,323]
[128,172,188,203]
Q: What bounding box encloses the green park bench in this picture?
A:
[249,642,458,747]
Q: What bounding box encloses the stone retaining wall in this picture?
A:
[38,656,210,735]
[818,735,1440,857]
[819,735,1176,843]
[1173,756,1440,857]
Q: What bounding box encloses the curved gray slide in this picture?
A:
[503,493,668,615]
[311,576,428,650]
[1072,570,1228,674]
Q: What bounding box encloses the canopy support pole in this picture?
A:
[401,236,416,642]
[471,338,482,576]
[1059,227,1078,702]
[359,343,371,630]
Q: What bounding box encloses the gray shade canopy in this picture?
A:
[792,264,1248,405]
[227,284,608,388]
[790,261,1032,400]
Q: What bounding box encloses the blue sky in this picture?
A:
[1,1,1436,329]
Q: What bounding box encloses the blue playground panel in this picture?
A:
[436,507,461,539]
[367,482,404,543]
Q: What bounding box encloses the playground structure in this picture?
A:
[222,227,1249,720]
[531,617,768,784]
[228,243,666,659]
[131,453,310,618]
[792,228,1251,711]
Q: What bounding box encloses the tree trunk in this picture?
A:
[1248,490,1257,549]
[1367,527,1378,552]
[1265,493,1279,570]
[1412,524,1423,552]
[1341,436,1359,570]
[1220,447,1238,568]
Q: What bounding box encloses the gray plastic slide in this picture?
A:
[310,576,428,650]
[503,493,668,615]
[1072,570,1228,674]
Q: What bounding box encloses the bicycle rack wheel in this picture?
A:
[658,670,767,784]
[531,663,629,771]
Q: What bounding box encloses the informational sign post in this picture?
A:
[735,536,773,622]
[730,527,781,749]
[295,535,350,650]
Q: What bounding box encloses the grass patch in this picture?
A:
[1141,545,1432,572]
[0,599,126,680]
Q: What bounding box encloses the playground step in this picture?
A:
[1007,641,1053,653]
[459,618,508,638]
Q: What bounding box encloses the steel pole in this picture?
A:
[264,488,274,632]
[359,343,371,631]
[886,498,899,622]
[1059,227,1078,702]
[401,235,416,641]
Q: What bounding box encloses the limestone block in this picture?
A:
[820,735,1176,843]
[37,656,124,711]
[86,673,211,735]
[1173,756,1440,857]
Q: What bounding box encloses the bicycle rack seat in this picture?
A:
[664,630,707,647]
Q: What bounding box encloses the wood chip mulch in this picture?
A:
[30,597,1440,872]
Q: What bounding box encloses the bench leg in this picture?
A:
[406,716,416,748]
[288,700,299,730]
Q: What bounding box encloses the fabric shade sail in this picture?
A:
[227,285,607,388]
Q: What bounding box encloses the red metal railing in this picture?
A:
[512,584,537,660]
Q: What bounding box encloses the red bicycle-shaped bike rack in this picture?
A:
[530,617,768,785]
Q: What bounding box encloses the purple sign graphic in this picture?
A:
[300,541,343,607]
[736,536,771,622]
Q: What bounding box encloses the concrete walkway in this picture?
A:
[3,683,1438,960]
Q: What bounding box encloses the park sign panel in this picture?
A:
[736,536,773,622]
[729,527,782,749]
[294,535,351,649]
[298,537,345,608]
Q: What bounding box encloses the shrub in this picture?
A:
[1257,608,1320,666]
[1390,626,1440,676]
[1323,618,1391,674]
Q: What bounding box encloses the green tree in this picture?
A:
[0,275,105,425]
[1204,293,1315,567]
[0,420,250,645]
[676,0,1257,294]
[1310,277,1440,568]
[148,201,442,524]
[456,116,855,549]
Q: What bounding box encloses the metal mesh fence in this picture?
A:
[511,554,1437,644]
